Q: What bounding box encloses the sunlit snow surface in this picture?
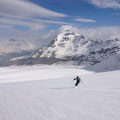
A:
[0,65,120,120]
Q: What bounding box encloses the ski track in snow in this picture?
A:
[0,65,120,120]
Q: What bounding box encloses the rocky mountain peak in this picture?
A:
[11,29,120,71]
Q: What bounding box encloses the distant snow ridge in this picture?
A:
[0,38,36,66]
[8,38,35,52]
[0,38,35,54]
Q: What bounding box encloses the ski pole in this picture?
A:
[81,80,87,88]
[69,80,74,86]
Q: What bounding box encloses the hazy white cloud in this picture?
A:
[0,0,69,33]
[0,16,70,46]
[0,0,67,18]
[0,16,70,31]
[31,24,46,30]
[57,25,120,40]
[87,0,120,9]
[0,24,13,29]
[76,26,120,39]
[0,17,46,30]
[34,25,120,48]
[34,30,59,48]
[115,12,120,14]
[74,18,96,23]
[34,19,69,25]
[1,24,120,49]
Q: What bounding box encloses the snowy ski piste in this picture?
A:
[0,65,120,120]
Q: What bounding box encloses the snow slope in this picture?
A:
[0,66,120,120]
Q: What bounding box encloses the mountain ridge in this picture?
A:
[11,28,120,71]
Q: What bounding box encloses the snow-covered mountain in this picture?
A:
[40,29,88,58]
[0,38,35,66]
[11,28,120,71]
[0,38,35,54]
[41,29,120,58]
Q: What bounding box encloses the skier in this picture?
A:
[74,76,81,86]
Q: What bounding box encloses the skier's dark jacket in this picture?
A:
[74,76,81,82]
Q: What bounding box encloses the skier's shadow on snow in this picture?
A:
[51,87,74,90]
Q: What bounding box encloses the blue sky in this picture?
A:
[27,0,120,27]
[29,0,120,27]
[0,0,120,41]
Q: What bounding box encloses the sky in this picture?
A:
[0,0,120,47]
